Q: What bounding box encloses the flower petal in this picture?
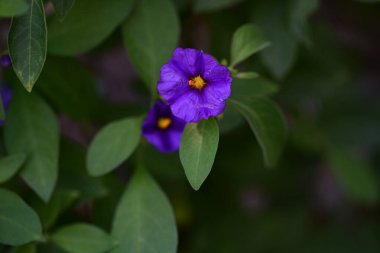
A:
[170,48,204,78]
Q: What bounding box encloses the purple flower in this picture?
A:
[158,48,232,123]
[142,100,186,153]
[1,85,12,110]
[1,55,11,68]
[0,85,12,125]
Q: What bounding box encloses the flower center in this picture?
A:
[157,117,171,130]
[188,75,206,90]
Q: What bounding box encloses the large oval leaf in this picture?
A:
[0,153,27,183]
[230,97,287,168]
[122,0,180,93]
[48,0,134,55]
[0,0,29,17]
[0,189,42,246]
[52,223,116,253]
[4,91,59,202]
[86,117,142,176]
[8,0,47,92]
[180,118,219,190]
[111,168,177,253]
[51,0,75,21]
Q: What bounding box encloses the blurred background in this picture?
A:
[1,0,380,252]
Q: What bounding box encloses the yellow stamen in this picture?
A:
[188,75,206,89]
[157,117,171,130]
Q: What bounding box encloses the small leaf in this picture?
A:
[52,223,116,253]
[8,0,47,92]
[194,0,244,12]
[232,77,279,99]
[230,97,287,167]
[0,189,42,246]
[235,71,259,79]
[122,0,180,94]
[328,148,379,204]
[0,0,29,17]
[87,117,142,176]
[0,153,27,183]
[51,0,75,21]
[4,91,59,202]
[48,0,135,55]
[111,168,177,253]
[230,24,270,67]
[180,118,219,190]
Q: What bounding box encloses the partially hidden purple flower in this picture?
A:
[0,85,12,125]
[1,55,11,68]
[142,100,186,153]
[158,48,232,123]
[1,85,12,109]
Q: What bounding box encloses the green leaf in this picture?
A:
[0,153,27,183]
[0,189,42,246]
[230,24,270,67]
[288,0,318,44]
[121,0,179,94]
[0,0,29,17]
[251,0,297,78]
[230,97,287,168]
[4,91,59,202]
[179,118,219,190]
[87,117,142,176]
[194,0,244,12]
[51,0,75,21]
[328,148,379,204]
[33,190,80,229]
[235,72,259,79]
[8,0,47,92]
[231,77,279,99]
[48,0,135,55]
[52,223,116,253]
[219,105,244,134]
[11,244,37,253]
[111,168,177,253]
[59,141,108,202]
[36,57,100,119]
